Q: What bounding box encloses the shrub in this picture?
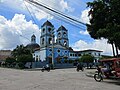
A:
[68,60,73,63]
[5,57,16,67]
[64,60,68,63]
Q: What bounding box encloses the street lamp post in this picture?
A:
[51,31,54,69]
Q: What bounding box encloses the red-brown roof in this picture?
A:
[100,58,120,62]
[0,55,10,61]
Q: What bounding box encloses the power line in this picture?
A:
[20,35,30,42]
[36,0,81,21]
[35,0,86,25]
[23,0,37,24]
[24,0,86,28]
[32,5,86,30]
[35,0,86,29]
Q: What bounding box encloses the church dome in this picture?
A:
[57,25,67,31]
[26,43,40,51]
[42,20,54,27]
[26,34,40,51]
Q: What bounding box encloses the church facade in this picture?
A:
[29,21,102,64]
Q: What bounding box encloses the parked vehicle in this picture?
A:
[76,63,84,72]
[41,64,50,72]
[94,58,120,82]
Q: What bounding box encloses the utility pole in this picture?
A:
[51,31,54,69]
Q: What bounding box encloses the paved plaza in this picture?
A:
[0,68,120,90]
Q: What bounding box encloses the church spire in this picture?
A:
[31,34,36,43]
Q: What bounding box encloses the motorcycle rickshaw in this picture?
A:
[94,58,120,82]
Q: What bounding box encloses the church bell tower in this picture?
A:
[40,20,55,48]
[56,25,69,48]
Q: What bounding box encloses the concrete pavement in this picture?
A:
[0,67,120,90]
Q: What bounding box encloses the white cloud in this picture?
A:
[34,10,53,20]
[71,39,113,56]
[1,0,73,20]
[27,0,73,20]
[59,0,74,12]
[80,8,90,24]
[79,30,89,35]
[0,14,40,50]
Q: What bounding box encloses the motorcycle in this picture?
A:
[94,58,120,82]
[94,69,119,82]
[94,71,103,82]
[76,66,84,72]
[41,66,50,72]
[76,63,84,72]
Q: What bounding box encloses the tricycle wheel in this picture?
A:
[47,69,50,72]
[94,74,103,82]
[76,68,79,72]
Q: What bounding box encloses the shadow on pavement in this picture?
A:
[102,78,120,86]
[86,70,120,86]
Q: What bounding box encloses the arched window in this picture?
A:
[42,28,45,33]
[58,32,61,37]
[58,40,61,44]
[48,28,51,33]
[63,32,67,37]
[49,38,52,44]
[31,38,35,42]
[64,41,67,46]
[49,49,52,51]
[78,54,81,56]
[36,55,38,62]
[42,38,44,45]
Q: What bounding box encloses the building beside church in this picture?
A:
[0,50,11,62]
[27,20,102,64]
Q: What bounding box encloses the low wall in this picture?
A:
[25,62,74,69]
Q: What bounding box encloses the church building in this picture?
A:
[27,20,102,64]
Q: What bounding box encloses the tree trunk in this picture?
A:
[115,43,119,58]
[111,43,115,57]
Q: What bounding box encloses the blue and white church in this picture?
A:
[28,20,102,64]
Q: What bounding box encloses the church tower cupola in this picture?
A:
[26,34,40,51]
[40,20,55,48]
[56,25,69,47]
[31,34,36,43]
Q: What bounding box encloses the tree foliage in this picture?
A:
[12,45,32,58]
[11,45,33,68]
[17,54,33,64]
[5,57,16,67]
[87,0,120,50]
[80,54,94,68]
[80,54,94,63]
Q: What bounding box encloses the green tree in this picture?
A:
[80,54,94,68]
[12,45,33,69]
[17,54,33,69]
[12,45,32,58]
[5,57,16,67]
[87,0,120,57]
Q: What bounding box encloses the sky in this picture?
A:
[0,0,116,56]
